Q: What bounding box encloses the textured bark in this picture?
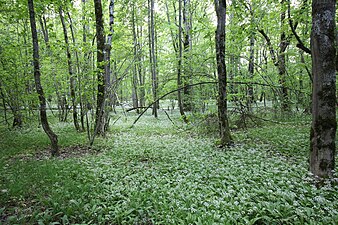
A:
[215,0,231,146]
[310,0,336,178]
[93,0,106,137]
[28,0,59,156]
[59,6,80,132]
[102,0,114,131]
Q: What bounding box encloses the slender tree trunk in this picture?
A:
[215,0,231,146]
[39,15,64,122]
[278,0,290,112]
[67,11,85,131]
[28,0,59,156]
[93,0,106,139]
[310,0,336,179]
[137,24,145,109]
[148,0,158,118]
[178,0,187,122]
[132,2,139,113]
[59,6,80,132]
[103,0,115,132]
[182,0,192,111]
[247,34,255,109]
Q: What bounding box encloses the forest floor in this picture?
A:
[0,111,337,224]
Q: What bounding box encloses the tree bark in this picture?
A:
[183,0,192,111]
[28,0,59,156]
[148,0,158,118]
[132,2,139,113]
[310,0,336,179]
[215,0,231,146]
[247,35,255,109]
[178,0,187,122]
[278,1,290,112]
[59,6,80,132]
[93,0,106,137]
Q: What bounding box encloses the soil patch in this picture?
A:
[10,145,99,161]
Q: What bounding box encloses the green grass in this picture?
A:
[0,112,337,224]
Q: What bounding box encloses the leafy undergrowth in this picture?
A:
[0,114,337,224]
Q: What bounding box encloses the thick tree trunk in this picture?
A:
[93,0,106,137]
[28,0,59,156]
[215,0,231,146]
[59,6,80,132]
[310,0,336,179]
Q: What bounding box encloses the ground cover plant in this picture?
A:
[0,112,337,224]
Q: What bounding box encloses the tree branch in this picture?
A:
[258,29,278,65]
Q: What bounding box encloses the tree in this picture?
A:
[59,6,80,132]
[215,0,231,146]
[93,0,106,139]
[309,0,336,178]
[28,0,59,156]
[177,0,188,122]
[148,0,158,118]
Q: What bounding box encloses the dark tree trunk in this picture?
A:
[28,0,59,156]
[310,0,336,179]
[132,3,139,113]
[183,0,192,111]
[59,6,80,132]
[178,0,187,122]
[93,0,106,138]
[247,34,255,109]
[215,0,231,146]
[148,0,158,118]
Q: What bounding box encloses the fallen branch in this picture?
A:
[131,81,286,126]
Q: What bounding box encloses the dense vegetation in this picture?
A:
[0,0,337,223]
[0,109,337,224]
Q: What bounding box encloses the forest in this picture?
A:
[0,0,337,224]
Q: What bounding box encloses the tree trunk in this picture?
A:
[183,0,192,111]
[39,15,64,122]
[278,0,290,112]
[247,34,255,109]
[103,0,115,132]
[215,0,231,146]
[132,2,139,113]
[67,11,85,131]
[178,0,187,122]
[93,0,106,138]
[310,0,336,179]
[148,0,158,118]
[28,0,59,156]
[59,6,80,132]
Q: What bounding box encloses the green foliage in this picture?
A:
[0,114,337,224]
